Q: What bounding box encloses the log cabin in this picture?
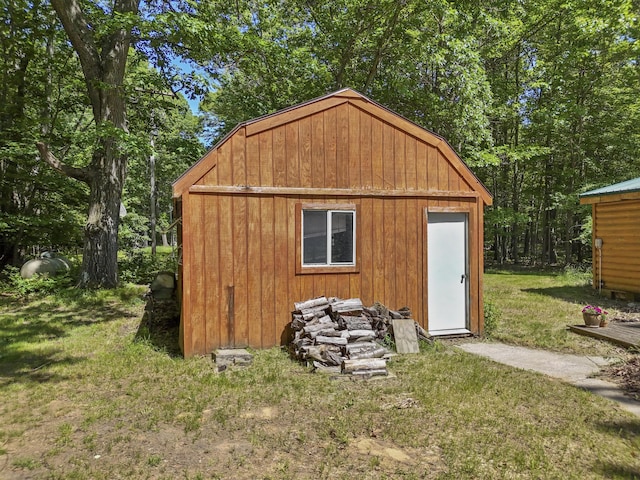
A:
[172,89,493,357]
[580,177,640,299]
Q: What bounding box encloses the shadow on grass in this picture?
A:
[0,292,139,386]
[134,296,181,357]
[595,418,640,478]
[0,350,84,387]
[486,264,579,276]
[597,464,640,479]
[522,285,626,312]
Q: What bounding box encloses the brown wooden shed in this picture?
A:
[172,89,493,357]
[580,177,640,299]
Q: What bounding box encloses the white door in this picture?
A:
[427,212,470,335]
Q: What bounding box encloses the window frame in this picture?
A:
[295,202,360,274]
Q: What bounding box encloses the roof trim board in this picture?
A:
[580,190,640,205]
[580,177,640,204]
[188,184,482,199]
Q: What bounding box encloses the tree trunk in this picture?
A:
[149,119,157,256]
[80,153,125,287]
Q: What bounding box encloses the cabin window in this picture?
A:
[302,209,355,266]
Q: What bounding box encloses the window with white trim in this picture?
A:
[302,209,355,266]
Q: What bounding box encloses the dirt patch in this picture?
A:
[602,355,640,401]
[599,303,640,401]
[351,437,446,476]
[609,303,640,323]
[240,406,277,419]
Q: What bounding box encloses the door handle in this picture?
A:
[460,274,465,284]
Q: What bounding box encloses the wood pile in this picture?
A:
[290,296,430,376]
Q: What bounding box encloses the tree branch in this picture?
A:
[36,142,93,184]
[101,0,140,85]
[50,0,102,117]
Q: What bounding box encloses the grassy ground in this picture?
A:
[484,267,634,356]
[1,271,639,479]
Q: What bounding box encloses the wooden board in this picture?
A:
[569,322,640,349]
[391,319,419,354]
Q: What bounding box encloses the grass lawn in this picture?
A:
[1,270,639,479]
[484,267,634,356]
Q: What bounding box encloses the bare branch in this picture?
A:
[36,142,93,184]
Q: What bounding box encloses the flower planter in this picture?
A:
[582,312,601,327]
[599,317,609,327]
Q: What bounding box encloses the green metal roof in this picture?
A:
[580,177,640,198]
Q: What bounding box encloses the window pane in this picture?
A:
[331,212,354,263]
[303,210,327,264]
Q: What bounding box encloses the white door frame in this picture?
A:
[425,209,471,335]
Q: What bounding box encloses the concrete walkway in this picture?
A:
[458,343,640,417]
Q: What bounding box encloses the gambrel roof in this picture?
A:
[173,88,492,206]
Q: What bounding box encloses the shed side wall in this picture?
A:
[593,199,640,295]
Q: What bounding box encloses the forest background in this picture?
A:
[1,0,639,286]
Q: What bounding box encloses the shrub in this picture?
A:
[0,265,74,298]
[118,249,177,285]
[483,299,501,337]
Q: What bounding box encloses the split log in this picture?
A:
[351,369,388,377]
[294,296,328,311]
[324,350,343,366]
[338,315,373,331]
[415,322,432,343]
[300,305,331,320]
[347,333,376,342]
[303,322,339,335]
[291,316,305,331]
[330,298,364,315]
[342,358,386,374]
[349,347,388,360]
[363,306,378,317]
[344,341,379,352]
[310,328,343,339]
[312,361,341,373]
[347,329,377,338]
[316,336,348,346]
[292,337,311,350]
[302,345,327,362]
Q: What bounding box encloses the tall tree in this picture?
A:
[201,0,495,160]
[0,0,88,268]
[36,0,138,287]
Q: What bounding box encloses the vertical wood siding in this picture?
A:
[181,194,482,353]
[593,200,640,294]
[177,99,487,356]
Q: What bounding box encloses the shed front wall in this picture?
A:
[592,199,640,295]
[179,192,484,356]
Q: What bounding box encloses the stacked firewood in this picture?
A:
[290,296,427,376]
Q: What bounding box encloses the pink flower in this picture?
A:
[582,305,608,315]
